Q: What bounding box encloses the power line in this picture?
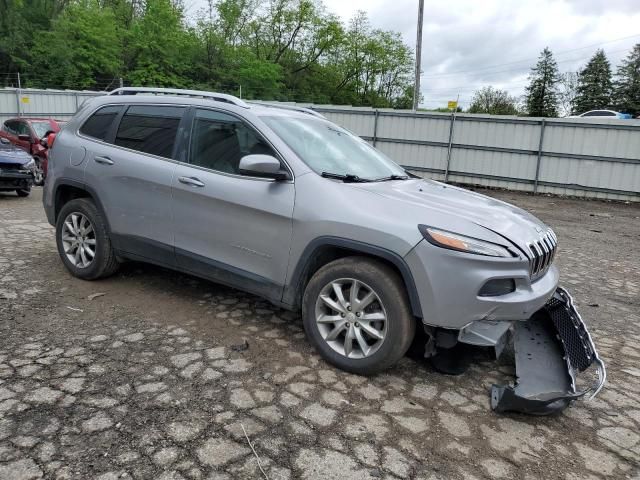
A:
[422,34,640,79]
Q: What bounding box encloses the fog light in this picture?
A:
[479,279,515,297]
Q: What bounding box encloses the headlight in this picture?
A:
[21,159,36,171]
[418,225,514,258]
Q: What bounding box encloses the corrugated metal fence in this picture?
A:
[2,88,639,201]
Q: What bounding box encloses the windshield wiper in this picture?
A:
[373,174,410,182]
[321,172,371,183]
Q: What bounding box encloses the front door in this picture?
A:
[171,108,295,300]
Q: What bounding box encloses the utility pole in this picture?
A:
[17,72,22,117]
[412,0,424,111]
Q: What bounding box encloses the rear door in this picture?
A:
[82,104,187,266]
[171,108,295,300]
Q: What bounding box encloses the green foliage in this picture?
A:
[468,86,520,115]
[613,43,640,116]
[29,0,122,89]
[572,49,612,114]
[525,47,560,117]
[0,0,415,106]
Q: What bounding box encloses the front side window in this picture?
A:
[189,109,277,174]
[115,105,185,158]
[261,115,406,180]
[80,105,122,141]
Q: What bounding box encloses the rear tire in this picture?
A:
[16,188,30,197]
[55,198,119,280]
[302,256,415,375]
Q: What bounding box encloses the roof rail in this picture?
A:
[247,101,326,119]
[108,87,249,109]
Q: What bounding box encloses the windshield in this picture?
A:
[261,115,406,180]
[30,121,52,138]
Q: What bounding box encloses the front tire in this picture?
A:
[33,158,45,186]
[302,256,415,375]
[55,198,119,280]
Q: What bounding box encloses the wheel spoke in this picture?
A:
[354,328,370,356]
[325,321,347,341]
[62,234,75,243]
[316,313,343,324]
[332,282,348,309]
[359,321,384,340]
[361,311,385,322]
[84,245,95,257]
[343,324,355,356]
[84,238,96,245]
[79,246,88,267]
[71,214,80,233]
[320,294,346,314]
[349,280,361,306]
[64,220,75,235]
[73,247,81,265]
[355,291,376,312]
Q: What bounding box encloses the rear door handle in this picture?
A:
[94,156,114,166]
[178,176,205,187]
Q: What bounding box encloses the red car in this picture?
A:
[0,118,65,185]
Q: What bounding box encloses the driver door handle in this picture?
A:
[94,156,114,166]
[178,176,205,188]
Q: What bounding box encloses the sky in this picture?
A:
[321,0,640,109]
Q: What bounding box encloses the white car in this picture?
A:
[570,109,632,119]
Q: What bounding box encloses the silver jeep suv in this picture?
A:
[43,88,605,414]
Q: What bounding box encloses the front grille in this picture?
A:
[526,229,557,279]
[545,294,595,372]
[0,162,21,172]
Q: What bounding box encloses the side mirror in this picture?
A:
[39,130,55,148]
[18,134,31,142]
[0,137,9,145]
[239,154,288,180]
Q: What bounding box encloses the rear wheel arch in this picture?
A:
[53,181,111,234]
[286,237,423,319]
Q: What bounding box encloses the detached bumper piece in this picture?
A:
[491,287,606,415]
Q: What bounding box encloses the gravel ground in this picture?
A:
[0,187,639,480]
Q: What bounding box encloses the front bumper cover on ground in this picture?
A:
[490,287,606,415]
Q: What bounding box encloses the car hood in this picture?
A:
[349,178,551,253]
[0,144,32,165]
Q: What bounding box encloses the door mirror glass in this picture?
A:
[239,154,287,180]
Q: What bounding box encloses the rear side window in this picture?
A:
[114,105,185,158]
[80,106,121,140]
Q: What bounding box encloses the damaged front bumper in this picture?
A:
[490,287,606,415]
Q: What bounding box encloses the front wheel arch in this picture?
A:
[285,237,423,319]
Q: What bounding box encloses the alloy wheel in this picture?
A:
[61,212,96,269]
[314,278,388,359]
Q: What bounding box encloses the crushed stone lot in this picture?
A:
[0,187,639,480]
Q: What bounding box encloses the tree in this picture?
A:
[127,0,198,87]
[468,86,519,115]
[613,43,640,116]
[30,0,122,89]
[525,47,560,117]
[572,49,612,114]
[558,72,578,117]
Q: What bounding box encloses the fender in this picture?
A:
[283,236,423,318]
[51,178,113,236]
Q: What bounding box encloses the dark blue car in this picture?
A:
[0,137,35,197]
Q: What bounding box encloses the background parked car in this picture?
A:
[0,117,66,185]
[0,137,35,196]
[570,110,633,119]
